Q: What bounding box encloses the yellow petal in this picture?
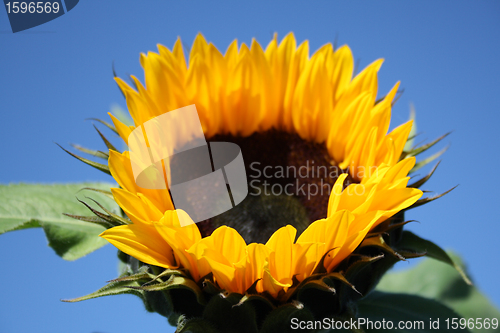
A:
[111,188,163,224]
[265,225,296,282]
[297,210,353,270]
[262,256,292,298]
[100,224,176,268]
[154,210,202,279]
[329,44,354,101]
[292,241,322,282]
[327,173,348,216]
[211,226,247,264]
[245,243,271,293]
[108,113,132,144]
[203,252,237,291]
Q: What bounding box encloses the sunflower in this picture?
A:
[100,33,422,301]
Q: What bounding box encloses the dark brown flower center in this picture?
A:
[194,129,356,243]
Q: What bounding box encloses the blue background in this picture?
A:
[1,1,499,332]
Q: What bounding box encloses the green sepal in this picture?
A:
[62,213,115,229]
[259,302,315,333]
[312,248,337,275]
[79,187,114,201]
[200,293,259,333]
[177,317,221,333]
[148,266,187,282]
[74,197,127,227]
[245,277,263,295]
[129,274,207,306]
[397,231,471,285]
[295,279,340,320]
[108,267,152,283]
[366,224,428,260]
[62,273,148,303]
[340,244,399,304]
[402,132,450,160]
[283,271,360,319]
[234,293,275,316]
[411,145,449,173]
[79,196,130,225]
[342,254,385,283]
[86,117,119,134]
[409,185,457,210]
[118,256,187,321]
[112,62,125,99]
[93,124,119,152]
[202,274,223,295]
[368,219,414,236]
[57,143,111,175]
[298,279,335,296]
[359,235,406,261]
[323,272,360,295]
[70,143,109,160]
[409,161,440,188]
[236,294,277,331]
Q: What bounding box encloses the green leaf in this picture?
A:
[0,183,119,260]
[356,291,471,333]
[376,255,500,333]
[397,231,471,284]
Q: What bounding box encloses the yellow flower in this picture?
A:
[100,33,422,299]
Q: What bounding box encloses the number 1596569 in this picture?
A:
[5,2,60,14]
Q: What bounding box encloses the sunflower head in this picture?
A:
[65,33,456,332]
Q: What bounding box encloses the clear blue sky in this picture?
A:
[1,1,499,332]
